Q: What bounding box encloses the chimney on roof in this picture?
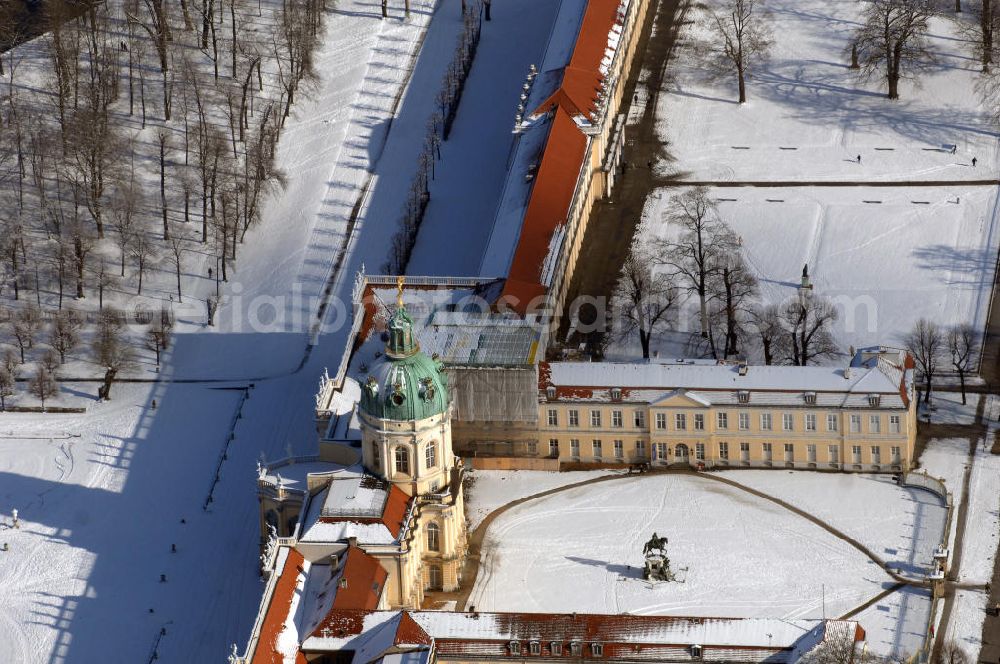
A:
[347,536,357,548]
[738,361,748,376]
[844,367,852,380]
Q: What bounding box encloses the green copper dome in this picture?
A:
[359,304,449,421]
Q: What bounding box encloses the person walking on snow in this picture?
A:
[857,155,861,164]
[972,157,978,167]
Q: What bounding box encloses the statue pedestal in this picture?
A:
[643,554,674,582]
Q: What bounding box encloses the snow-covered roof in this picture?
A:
[349,286,543,372]
[299,467,411,545]
[540,352,913,409]
[297,610,857,664]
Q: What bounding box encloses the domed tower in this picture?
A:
[357,282,467,594]
[358,289,454,498]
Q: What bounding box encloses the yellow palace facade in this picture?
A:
[536,347,917,473]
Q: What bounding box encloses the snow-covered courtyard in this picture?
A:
[465,471,946,658]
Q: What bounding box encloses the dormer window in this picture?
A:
[551,642,563,655]
[804,392,816,405]
[737,390,750,404]
[529,641,541,655]
[509,641,521,655]
[610,388,622,401]
[868,394,881,407]
[690,644,703,659]
[591,643,604,657]
[546,386,557,400]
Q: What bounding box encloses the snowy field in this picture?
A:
[464,468,619,530]
[623,0,1000,360]
[657,0,999,182]
[466,474,899,624]
[635,185,999,355]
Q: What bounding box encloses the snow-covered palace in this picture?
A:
[233,0,916,659]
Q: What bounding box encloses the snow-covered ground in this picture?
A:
[853,586,933,660]
[916,417,1000,660]
[657,1,999,183]
[620,0,1000,360]
[464,468,620,530]
[466,474,897,624]
[718,470,947,580]
[631,183,999,359]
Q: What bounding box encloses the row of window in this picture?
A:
[510,641,603,657]
[549,438,903,464]
[546,408,902,435]
[374,442,438,475]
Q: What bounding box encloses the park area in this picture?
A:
[615,0,1000,360]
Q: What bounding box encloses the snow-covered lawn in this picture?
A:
[621,0,1000,360]
[466,473,896,621]
[0,382,258,663]
[464,468,620,530]
[632,184,999,358]
[718,470,947,580]
[853,586,933,660]
[657,0,998,182]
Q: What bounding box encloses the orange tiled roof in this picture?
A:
[499,0,622,313]
[252,549,306,664]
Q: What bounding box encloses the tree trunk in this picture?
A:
[850,42,859,69]
[639,328,650,359]
[984,0,994,67]
[956,0,961,11]
[737,67,747,103]
[959,370,967,405]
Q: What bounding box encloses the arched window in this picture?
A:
[427,522,440,552]
[425,441,437,469]
[394,447,410,475]
[372,442,381,468]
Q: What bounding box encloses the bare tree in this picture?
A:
[130,232,157,295]
[709,246,757,359]
[613,244,679,359]
[29,366,59,410]
[168,236,185,302]
[11,304,41,362]
[110,178,143,277]
[905,317,943,403]
[855,0,936,99]
[0,367,14,410]
[49,308,83,363]
[41,349,60,374]
[657,187,732,341]
[157,128,171,239]
[934,641,971,664]
[782,293,839,366]
[712,0,772,103]
[749,302,787,366]
[947,323,979,404]
[93,308,136,400]
[145,308,174,365]
[2,347,20,377]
